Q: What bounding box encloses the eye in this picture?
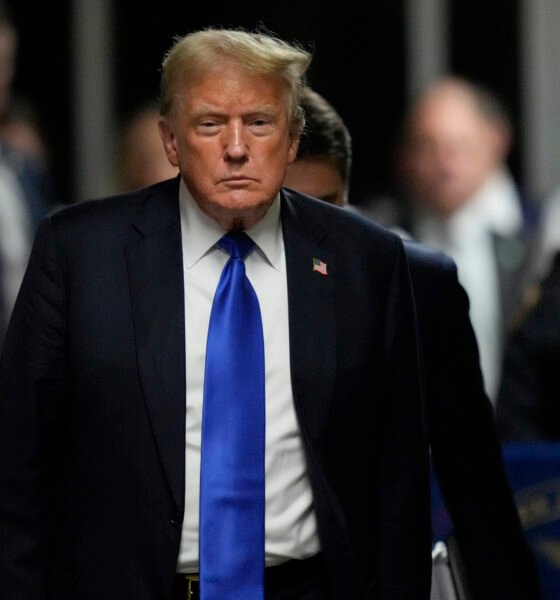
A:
[196,120,221,135]
[248,117,275,134]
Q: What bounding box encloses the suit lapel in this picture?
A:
[125,179,186,513]
[282,191,336,444]
[124,185,337,512]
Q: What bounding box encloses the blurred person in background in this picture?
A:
[0,3,55,347]
[393,77,541,402]
[285,85,541,600]
[0,154,33,345]
[115,101,178,191]
[0,1,48,167]
[496,247,560,440]
[496,180,560,438]
[533,185,560,277]
[283,87,350,207]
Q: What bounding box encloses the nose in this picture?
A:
[223,121,248,161]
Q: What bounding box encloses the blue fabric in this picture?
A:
[502,442,560,600]
[432,443,560,599]
[200,232,265,600]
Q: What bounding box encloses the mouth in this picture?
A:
[220,176,256,187]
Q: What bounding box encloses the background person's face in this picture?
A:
[159,63,299,230]
[120,110,179,190]
[284,156,347,206]
[399,90,504,216]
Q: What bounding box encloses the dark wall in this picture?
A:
[450,0,522,184]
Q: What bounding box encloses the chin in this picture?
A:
[204,197,272,230]
[220,191,275,212]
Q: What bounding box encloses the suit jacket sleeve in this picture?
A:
[423,258,541,599]
[0,216,66,599]
[377,240,431,598]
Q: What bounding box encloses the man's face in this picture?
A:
[159,63,299,230]
[284,156,347,207]
[399,89,504,216]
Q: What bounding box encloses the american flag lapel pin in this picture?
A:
[312,257,328,275]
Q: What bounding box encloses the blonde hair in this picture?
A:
[159,28,312,131]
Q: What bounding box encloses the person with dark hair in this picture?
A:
[284,86,351,206]
[115,101,178,192]
[284,86,542,600]
[0,28,431,600]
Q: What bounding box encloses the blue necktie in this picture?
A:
[200,232,265,600]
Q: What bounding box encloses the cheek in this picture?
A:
[182,138,220,166]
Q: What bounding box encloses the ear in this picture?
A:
[287,128,300,165]
[158,118,180,167]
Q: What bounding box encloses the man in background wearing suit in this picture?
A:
[0,29,430,599]
[284,85,541,599]
[370,78,540,403]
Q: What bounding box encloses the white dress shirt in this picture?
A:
[176,181,320,573]
[414,168,523,402]
[0,162,31,322]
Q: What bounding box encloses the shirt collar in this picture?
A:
[245,191,283,271]
[412,168,523,244]
[179,179,283,271]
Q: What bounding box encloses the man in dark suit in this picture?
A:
[0,29,430,600]
[364,78,541,404]
[497,250,560,440]
[285,86,541,599]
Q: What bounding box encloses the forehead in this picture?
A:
[410,91,489,141]
[285,157,344,191]
[177,64,289,113]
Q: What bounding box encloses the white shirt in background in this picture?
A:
[414,169,523,402]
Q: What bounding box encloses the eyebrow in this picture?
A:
[189,105,281,120]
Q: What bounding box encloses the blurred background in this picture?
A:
[9,0,560,207]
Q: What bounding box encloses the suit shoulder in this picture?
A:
[50,193,138,227]
[404,240,457,280]
[282,188,403,255]
[48,178,178,234]
[405,241,469,321]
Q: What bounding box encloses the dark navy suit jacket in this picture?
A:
[0,179,431,599]
[497,250,560,440]
[405,241,541,599]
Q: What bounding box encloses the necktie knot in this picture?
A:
[218,231,255,261]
